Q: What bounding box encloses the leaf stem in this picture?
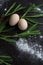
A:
[26,14,43,18]
[5,3,16,16]
[0,59,11,65]
[0,30,41,38]
[0,37,16,43]
[13,30,41,37]
[21,4,35,18]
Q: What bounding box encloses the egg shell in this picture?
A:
[18,18,28,30]
[9,14,20,26]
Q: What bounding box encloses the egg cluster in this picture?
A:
[9,14,28,31]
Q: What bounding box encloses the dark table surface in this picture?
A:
[0,0,43,65]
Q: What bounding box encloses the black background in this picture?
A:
[0,0,43,65]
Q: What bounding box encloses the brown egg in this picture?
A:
[18,18,28,30]
[9,14,20,26]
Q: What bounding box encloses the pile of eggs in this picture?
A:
[9,14,28,30]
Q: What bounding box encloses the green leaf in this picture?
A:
[5,2,16,16]
[27,14,43,18]
[12,4,24,13]
[26,18,32,25]
[14,30,41,37]
[0,59,11,65]
[4,5,24,16]
[26,18,39,24]
[0,56,12,59]
[31,7,42,13]
[26,18,43,24]
[21,4,35,18]
[36,4,43,7]
[17,6,25,11]
[0,37,16,43]
[0,56,12,62]
[29,23,38,31]
[29,4,43,13]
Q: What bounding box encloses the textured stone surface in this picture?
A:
[0,0,43,65]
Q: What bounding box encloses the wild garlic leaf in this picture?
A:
[4,38,16,43]
[5,2,16,16]
[12,4,22,13]
[0,59,11,65]
[7,4,25,16]
[29,23,38,31]
[35,4,43,7]
[29,4,43,13]
[0,55,11,59]
[31,7,43,13]
[27,14,43,18]
[26,18,39,24]
[0,61,2,64]
[26,18,43,25]
[26,18,32,25]
[14,30,40,37]
[0,37,16,43]
[21,4,35,18]
[0,56,12,62]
